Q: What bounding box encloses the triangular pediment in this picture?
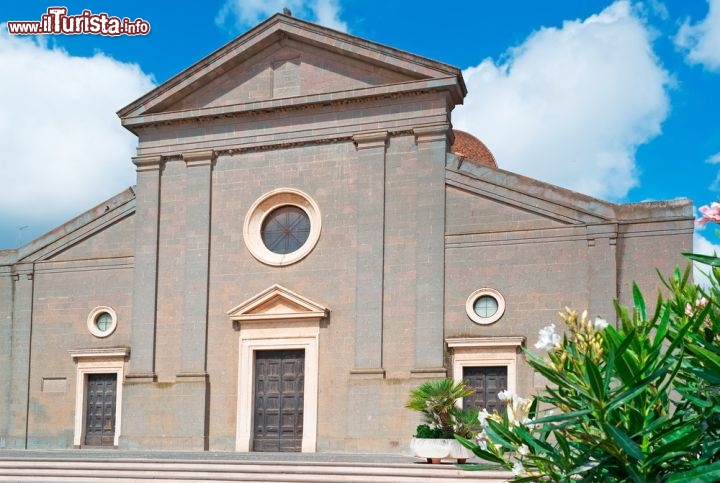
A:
[119,14,464,121]
[163,40,417,113]
[227,284,328,323]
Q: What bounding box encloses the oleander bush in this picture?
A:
[457,203,720,482]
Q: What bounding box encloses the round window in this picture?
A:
[95,312,113,332]
[244,188,322,266]
[261,205,311,254]
[86,306,118,338]
[473,295,499,318]
[466,289,505,325]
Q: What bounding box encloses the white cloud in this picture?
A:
[693,231,720,287]
[313,0,348,33]
[675,0,720,71]
[453,1,670,201]
[705,151,720,190]
[216,0,348,33]
[707,152,720,164]
[0,29,155,247]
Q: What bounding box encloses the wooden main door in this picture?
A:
[253,349,305,452]
[84,373,117,447]
[463,366,507,413]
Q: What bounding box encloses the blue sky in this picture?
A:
[1,0,719,266]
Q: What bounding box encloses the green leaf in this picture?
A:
[532,409,592,425]
[484,421,520,451]
[644,450,694,468]
[455,435,508,465]
[683,252,720,266]
[454,463,505,471]
[605,380,651,412]
[653,427,701,456]
[604,424,644,461]
[687,344,720,374]
[633,282,646,321]
[584,355,605,401]
[667,460,720,483]
[652,307,670,352]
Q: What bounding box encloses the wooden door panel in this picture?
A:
[84,373,117,447]
[463,366,508,413]
[253,349,304,452]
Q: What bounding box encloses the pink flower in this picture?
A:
[697,202,720,227]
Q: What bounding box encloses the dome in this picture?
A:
[451,130,497,168]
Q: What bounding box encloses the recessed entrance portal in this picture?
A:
[253,349,305,452]
[84,373,117,446]
[228,284,327,452]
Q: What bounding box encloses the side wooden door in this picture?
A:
[84,373,117,447]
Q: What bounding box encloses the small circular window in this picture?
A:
[244,188,321,266]
[86,306,118,338]
[466,289,505,325]
[261,205,311,254]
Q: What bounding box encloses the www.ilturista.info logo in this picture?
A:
[6,7,150,36]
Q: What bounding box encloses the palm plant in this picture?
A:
[406,378,475,438]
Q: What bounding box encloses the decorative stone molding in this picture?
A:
[410,367,448,378]
[69,347,130,360]
[352,131,388,150]
[131,155,162,172]
[243,188,322,267]
[465,288,506,325]
[227,284,328,324]
[86,306,118,338]
[182,149,216,167]
[413,124,450,145]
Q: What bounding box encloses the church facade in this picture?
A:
[0,14,693,453]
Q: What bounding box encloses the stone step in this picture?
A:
[0,457,511,482]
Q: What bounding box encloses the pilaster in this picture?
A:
[6,263,34,448]
[178,150,215,376]
[350,132,388,379]
[127,154,162,380]
[411,125,449,377]
[587,224,618,322]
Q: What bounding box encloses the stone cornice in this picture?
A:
[122,78,461,132]
[446,336,525,349]
[69,347,130,360]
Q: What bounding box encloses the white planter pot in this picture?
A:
[410,437,472,463]
[447,438,474,460]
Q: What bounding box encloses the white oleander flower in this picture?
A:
[512,459,526,476]
[497,389,512,402]
[477,408,491,427]
[535,324,562,351]
[517,444,530,456]
[594,317,609,331]
[507,394,532,426]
